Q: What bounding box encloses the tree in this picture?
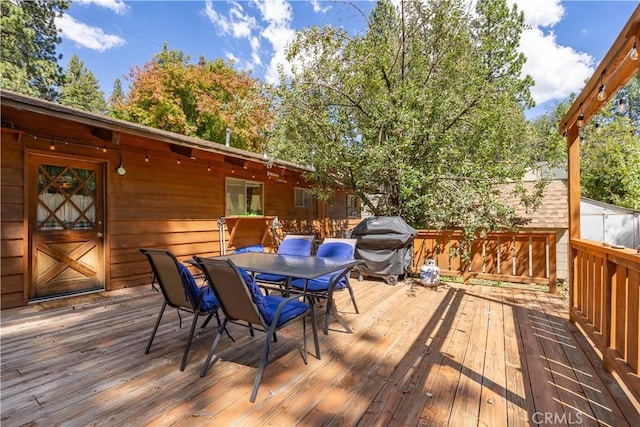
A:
[270,0,540,246]
[108,78,125,110]
[110,45,273,152]
[0,0,68,100]
[578,75,640,210]
[59,54,107,113]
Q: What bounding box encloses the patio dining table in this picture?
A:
[192,252,362,333]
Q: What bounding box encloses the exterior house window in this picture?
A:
[226,177,264,216]
[347,194,361,218]
[295,187,312,208]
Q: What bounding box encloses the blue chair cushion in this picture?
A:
[237,267,272,324]
[277,238,312,256]
[255,272,287,283]
[232,244,265,254]
[290,274,348,292]
[264,295,310,327]
[290,241,353,292]
[237,267,308,326]
[179,263,219,312]
[316,242,352,259]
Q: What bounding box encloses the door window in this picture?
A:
[37,164,97,230]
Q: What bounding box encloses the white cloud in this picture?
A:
[253,0,295,83]
[512,0,564,27]
[311,0,330,14]
[75,0,129,15]
[57,14,126,52]
[520,28,593,104]
[204,0,296,83]
[512,0,594,107]
[205,0,232,35]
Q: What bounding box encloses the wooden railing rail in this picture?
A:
[412,230,558,292]
[570,238,640,402]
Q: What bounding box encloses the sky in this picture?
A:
[55,0,640,120]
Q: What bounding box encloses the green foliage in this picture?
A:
[0,0,68,100]
[529,99,570,167]
[109,44,273,152]
[108,78,125,110]
[579,77,640,210]
[59,54,107,113]
[269,0,541,247]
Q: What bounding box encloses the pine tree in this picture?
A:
[0,0,69,100]
[108,78,125,109]
[59,54,107,113]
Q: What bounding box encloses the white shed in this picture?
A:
[580,198,640,249]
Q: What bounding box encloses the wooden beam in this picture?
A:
[560,6,640,131]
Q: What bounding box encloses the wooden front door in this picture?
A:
[28,154,105,299]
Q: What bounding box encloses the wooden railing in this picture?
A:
[412,230,558,292]
[570,239,640,402]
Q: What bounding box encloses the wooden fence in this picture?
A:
[570,239,640,402]
[412,230,558,293]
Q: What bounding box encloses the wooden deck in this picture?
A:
[2,279,639,426]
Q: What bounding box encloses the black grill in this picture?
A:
[347,216,417,285]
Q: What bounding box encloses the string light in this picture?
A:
[144,151,149,162]
[576,104,585,127]
[630,42,639,61]
[102,144,107,153]
[207,163,211,172]
[50,138,55,150]
[617,98,626,113]
[177,157,181,165]
[596,71,607,101]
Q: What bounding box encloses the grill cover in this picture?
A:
[347,216,417,282]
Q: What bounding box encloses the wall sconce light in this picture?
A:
[630,42,639,61]
[117,152,126,175]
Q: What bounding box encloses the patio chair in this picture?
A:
[290,238,360,334]
[254,234,314,289]
[139,248,223,371]
[193,255,320,403]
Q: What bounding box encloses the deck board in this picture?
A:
[2,281,639,426]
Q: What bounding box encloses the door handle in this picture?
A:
[96,232,103,238]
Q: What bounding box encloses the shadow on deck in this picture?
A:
[1,279,639,426]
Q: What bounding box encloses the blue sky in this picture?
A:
[56,0,639,119]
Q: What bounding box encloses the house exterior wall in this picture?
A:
[1,130,26,308]
[0,93,354,308]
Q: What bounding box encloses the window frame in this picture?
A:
[294,187,312,208]
[347,194,360,218]
[225,177,264,216]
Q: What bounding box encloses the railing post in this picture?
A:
[569,242,577,323]
[603,253,615,372]
[548,232,557,294]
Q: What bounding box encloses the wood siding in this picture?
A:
[0,101,353,308]
[1,129,26,308]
